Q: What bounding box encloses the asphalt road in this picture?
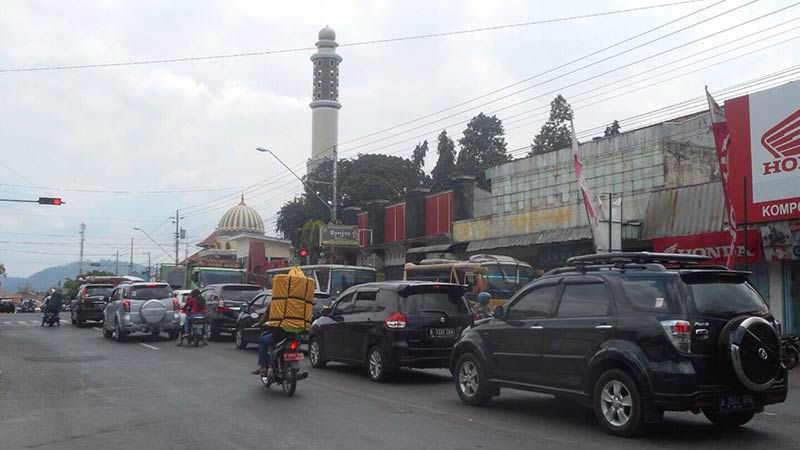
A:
[1,315,798,450]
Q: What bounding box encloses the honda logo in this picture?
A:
[760,108,800,175]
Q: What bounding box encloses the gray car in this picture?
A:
[102,282,181,341]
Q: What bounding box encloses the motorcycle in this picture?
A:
[260,335,309,397]
[782,334,800,370]
[43,311,60,327]
[179,314,208,347]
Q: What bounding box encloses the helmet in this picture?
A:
[190,289,201,297]
[477,292,491,304]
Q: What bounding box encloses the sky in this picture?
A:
[1,0,799,277]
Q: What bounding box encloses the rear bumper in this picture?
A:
[0,306,15,313]
[651,375,788,411]
[390,340,453,369]
[212,318,238,334]
[75,309,104,321]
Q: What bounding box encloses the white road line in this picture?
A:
[93,327,102,332]
[17,321,27,325]
[30,321,39,324]
[3,321,11,325]
[764,412,777,416]
[138,343,159,351]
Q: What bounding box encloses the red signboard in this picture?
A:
[725,81,800,223]
[357,212,369,247]
[425,191,453,236]
[384,203,405,243]
[653,229,762,265]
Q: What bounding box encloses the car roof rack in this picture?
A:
[543,252,717,275]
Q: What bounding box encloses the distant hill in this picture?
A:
[1,260,146,292]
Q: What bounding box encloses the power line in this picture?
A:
[0,1,704,74]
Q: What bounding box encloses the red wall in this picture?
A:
[384,203,406,243]
[425,191,453,236]
[357,212,369,247]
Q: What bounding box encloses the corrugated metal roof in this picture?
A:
[406,244,455,254]
[641,182,725,239]
[466,227,592,252]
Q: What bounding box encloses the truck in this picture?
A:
[160,258,246,290]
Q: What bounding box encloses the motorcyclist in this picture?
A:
[251,301,286,376]
[42,288,62,326]
[473,291,492,320]
[40,289,53,326]
[177,289,207,346]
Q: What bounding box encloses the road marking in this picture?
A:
[3,321,11,325]
[764,412,777,416]
[138,343,159,351]
[93,327,102,332]
[17,321,27,325]
[30,321,39,324]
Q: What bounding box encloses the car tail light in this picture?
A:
[288,340,299,351]
[122,300,131,313]
[178,306,184,313]
[472,313,478,322]
[661,320,691,353]
[775,319,783,335]
[172,298,178,310]
[384,311,407,329]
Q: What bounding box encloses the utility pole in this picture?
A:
[174,210,180,266]
[115,250,119,275]
[332,144,338,223]
[129,238,133,275]
[146,252,151,281]
[78,223,86,276]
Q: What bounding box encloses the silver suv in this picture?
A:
[102,282,181,341]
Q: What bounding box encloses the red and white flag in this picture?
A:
[706,88,737,268]
[571,120,608,252]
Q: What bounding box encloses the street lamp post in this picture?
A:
[255,147,334,218]
[133,227,175,262]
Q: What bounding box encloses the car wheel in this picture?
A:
[209,325,221,341]
[702,408,756,427]
[71,316,77,325]
[103,325,113,339]
[114,320,126,343]
[309,338,326,368]
[235,328,248,350]
[367,346,388,382]
[782,345,799,370]
[77,318,84,328]
[167,330,180,340]
[593,369,643,437]
[454,353,491,406]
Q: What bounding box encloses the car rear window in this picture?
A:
[683,273,768,317]
[401,291,468,316]
[85,286,112,297]
[221,287,261,302]
[620,276,682,314]
[128,286,171,299]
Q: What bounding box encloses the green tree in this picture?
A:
[431,130,457,191]
[276,196,313,244]
[530,95,574,155]
[604,120,621,137]
[456,113,510,189]
[412,140,428,174]
[300,219,324,262]
[0,262,5,278]
[63,270,114,299]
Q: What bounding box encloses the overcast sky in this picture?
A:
[1,0,799,277]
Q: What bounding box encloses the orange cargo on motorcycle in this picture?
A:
[267,266,315,332]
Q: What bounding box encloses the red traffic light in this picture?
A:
[38,197,63,205]
[299,248,307,257]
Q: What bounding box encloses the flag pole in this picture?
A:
[743,176,748,272]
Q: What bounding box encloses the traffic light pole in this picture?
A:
[0,197,64,204]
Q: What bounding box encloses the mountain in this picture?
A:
[1,260,146,292]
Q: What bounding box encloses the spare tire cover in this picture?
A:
[720,316,781,392]
[140,299,167,324]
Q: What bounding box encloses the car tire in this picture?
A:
[167,330,180,340]
[235,328,248,350]
[71,317,77,325]
[782,345,799,370]
[103,325,113,339]
[114,320,126,343]
[309,338,326,368]
[77,318,84,328]
[209,324,221,341]
[593,369,643,437]
[454,353,491,406]
[702,408,756,428]
[367,346,388,382]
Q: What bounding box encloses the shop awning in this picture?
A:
[406,244,456,254]
[466,227,592,253]
[641,182,725,239]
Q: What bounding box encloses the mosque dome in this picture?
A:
[217,195,264,236]
[319,25,336,41]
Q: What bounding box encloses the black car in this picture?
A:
[201,284,263,340]
[0,297,14,313]
[311,291,333,322]
[308,281,473,382]
[70,284,113,327]
[450,252,788,437]
[234,290,272,349]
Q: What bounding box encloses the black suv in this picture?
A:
[200,284,263,340]
[70,284,113,327]
[450,252,787,436]
[308,281,473,381]
[234,290,272,349]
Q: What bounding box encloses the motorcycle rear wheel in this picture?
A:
[282,368,297,397]
[783,345,799,370]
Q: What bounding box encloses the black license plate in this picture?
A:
[717,393,754,413]
[428,327,455,339]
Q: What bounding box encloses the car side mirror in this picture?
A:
[321,308,332,317]
[492,306,504,319]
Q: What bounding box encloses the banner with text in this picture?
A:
[319,224,360,247]
[653,229,762,265]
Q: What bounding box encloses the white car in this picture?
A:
[173,289,192,326]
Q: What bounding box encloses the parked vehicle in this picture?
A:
[308,281,472,382]
[311,291,333,322]
[200,284,263,340]
[102,282,182,341]
[70,283,113,327]
[235,290,272,349]
[0,297,15,313]
[43,311,60,327]
[450,252,788,437]
[782,334,799,370]
[259,335,308,397]
[20,300,36,313]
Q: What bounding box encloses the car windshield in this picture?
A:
[329,269,376,295]
[128,286,171,299]
[221,287,261,302]
[686,277,769,317]
[401,291,468,315]
[483,264,533,299]
[198,270,244,285]
[85,286,112,297]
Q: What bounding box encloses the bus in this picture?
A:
[403,254,534,307]
[265,265,377,298]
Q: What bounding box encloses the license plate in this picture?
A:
[717,393,754,413]
[283,352,304,361]
[428,327,455,339]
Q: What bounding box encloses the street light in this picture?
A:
[255,147,335,219]
[133,227,175,262]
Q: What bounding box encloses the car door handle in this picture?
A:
[529,325,544,330]
[595,325,613,330]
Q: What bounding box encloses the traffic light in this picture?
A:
[299,248,307,257]
[38,197,63,205]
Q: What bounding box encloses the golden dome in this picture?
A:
[217,195,264,236]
